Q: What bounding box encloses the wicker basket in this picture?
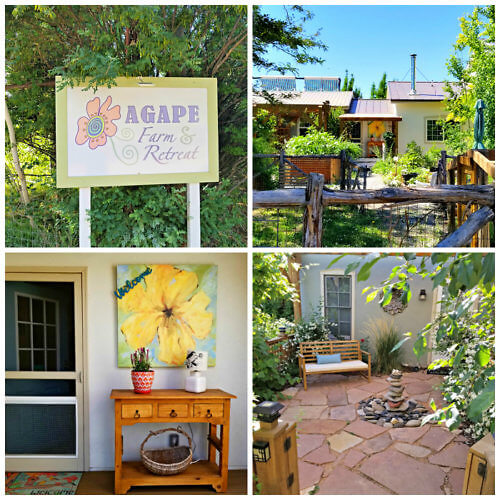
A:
[140,427,193,476]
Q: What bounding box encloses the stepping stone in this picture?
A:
[280,386,299,398]
[428,442,470,468]
[281,405,326,422]
[394,442,432,458]
[327,431,363,453]
[342,449,366,468]
[356,381,387,393]
[303,443,338,465]
[347,388,372,404]
[418,427,455,451]
[297,419,346,435]
[326,386,348,406]
[297,433,325,458]
[344,420,387,439]
[406,380,433,395]
[298,460,323,490]
[297,391,328,406]
[329,404,357,421]
[319,465,390,495]
[359,433,392,454]
[389,425,429,444]
[448,467,466,494]
[411,392,431,403]
[360,449,446,494]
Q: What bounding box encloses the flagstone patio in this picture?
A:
[279,371,469,495]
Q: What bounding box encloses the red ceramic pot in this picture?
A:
[131,370,155,393]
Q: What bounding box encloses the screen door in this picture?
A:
[5,272,85,471]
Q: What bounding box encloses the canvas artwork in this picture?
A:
[116,264,217,367]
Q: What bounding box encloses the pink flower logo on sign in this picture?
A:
[75,96,121,149]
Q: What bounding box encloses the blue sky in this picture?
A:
[254,5,479,97]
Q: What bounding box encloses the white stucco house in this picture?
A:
[254,56,455,156]
[297,254,443,367]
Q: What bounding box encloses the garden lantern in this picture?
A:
[253,401,299,494]
[253,440,271,462]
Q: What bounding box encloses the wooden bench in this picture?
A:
[298,340,371,390]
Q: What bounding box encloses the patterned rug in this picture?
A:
[6,472,82,495]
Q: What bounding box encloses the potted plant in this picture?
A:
[131,347,154,393]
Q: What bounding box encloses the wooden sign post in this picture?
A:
[56,77,218,247]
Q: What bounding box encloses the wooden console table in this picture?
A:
[110,389,236,494]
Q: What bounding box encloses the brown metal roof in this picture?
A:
[339,99,401,120]
[387,81,457,101]
[253,90,353,108]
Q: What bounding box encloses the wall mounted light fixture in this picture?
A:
[419,289,427,301]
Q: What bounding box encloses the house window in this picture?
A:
[426,119,444,142]
[323,274,352,339]
[299,119,313,136]
[16,293,58,371]
[348,121,361,143]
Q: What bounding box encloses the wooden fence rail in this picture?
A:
[447,149,495,247]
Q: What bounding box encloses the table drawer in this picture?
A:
[193,403,224,419]
[122,403,153,419]
[158,403,189,419]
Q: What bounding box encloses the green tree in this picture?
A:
[253,5,326,74]
[444,6,495,153]
[6,5,247,247]
[342,71,362,98]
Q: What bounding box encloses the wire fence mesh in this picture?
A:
[253,202,450,248]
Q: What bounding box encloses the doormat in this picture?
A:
[6,472,82,495]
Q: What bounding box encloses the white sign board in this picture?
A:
[56,77,218,187]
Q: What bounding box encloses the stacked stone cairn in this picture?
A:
[357,369,429,428]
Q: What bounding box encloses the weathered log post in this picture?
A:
[302,173,324,247]
[438,150,447,185]
[340,150,346,190]
[278,150,285,188]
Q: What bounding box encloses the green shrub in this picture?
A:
[363,318,402,374]
[430,287,495,442]
[282,309,336,378]
[372,141,441,186]
[285,129,362,159]
[253,109,280,190]
[253,315,299,402]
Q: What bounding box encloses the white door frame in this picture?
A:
[5,268,88,471]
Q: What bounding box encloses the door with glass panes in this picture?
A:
[5,271,85,471]
[323,273,353,340]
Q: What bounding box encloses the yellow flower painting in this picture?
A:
[116,264,217,367]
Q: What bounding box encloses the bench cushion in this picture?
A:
[305,360,368,373]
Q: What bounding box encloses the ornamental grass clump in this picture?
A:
[363,318,402,375]
[131,347,152,372]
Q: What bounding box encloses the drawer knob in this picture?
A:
[170,409,178,418]
[206,409,213,418]
[134,410,140,419]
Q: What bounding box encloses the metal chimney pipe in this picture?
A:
[409,54,417,95]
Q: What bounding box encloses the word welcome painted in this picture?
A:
[56,77,218,188]
[114,266,152,299]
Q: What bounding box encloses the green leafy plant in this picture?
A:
[6,5,247,247]
[372,141,441,186]
[285,129,362,159]
[131,347,152,372]
[362,318,402,375]
[253,109,280,190]
[282,308,337,378]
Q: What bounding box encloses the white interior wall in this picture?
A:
[6,251,248,470]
